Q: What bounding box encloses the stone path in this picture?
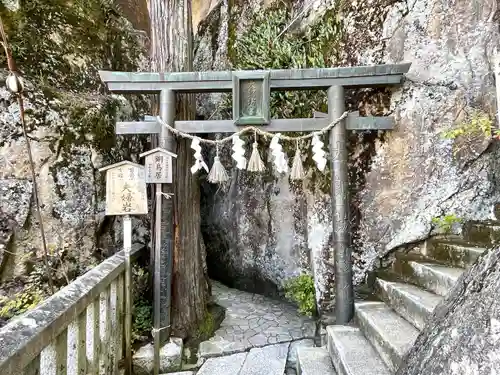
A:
[199,281,316,359]
[195,342,316,375]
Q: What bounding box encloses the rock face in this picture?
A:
[195,0,500,311]
[356,0,500,283]
[0,179,32,277]
[0,1,149,292]
[397,246,500,374]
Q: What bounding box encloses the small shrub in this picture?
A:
[441,111,498,140]
[131,265,152,343]
[284,274,316,316]
[431,214,463,234]
[132,299,152,343]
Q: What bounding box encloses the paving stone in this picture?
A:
[199,282,315,358]
[297,346,336,375]
[197,352,248,375]
[160,372,195,375]
[287,339,315,369]
[133,337,183,375]
[239,342,290,375]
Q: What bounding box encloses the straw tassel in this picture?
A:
[247,129,266,172]
[208,144,229,184]
[290,141,305,180]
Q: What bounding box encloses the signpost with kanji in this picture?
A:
[140,148,177,184]
[99,160,148,375]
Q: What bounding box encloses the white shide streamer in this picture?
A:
[311,133,327,172]
[269,133,288,174]
[190,137,209,174]
[231,135,247,169]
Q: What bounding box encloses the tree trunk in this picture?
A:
[148,0,208,339]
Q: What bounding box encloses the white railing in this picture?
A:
[0,245,141,375]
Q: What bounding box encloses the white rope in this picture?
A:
[155,111,349,145]
[151,326,171,334]
[155,191,174,199]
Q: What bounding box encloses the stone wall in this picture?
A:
[356,0,500,283]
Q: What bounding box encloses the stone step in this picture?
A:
[391,253,462,295]
[405,262,462,296]
[239,342,289,375]
[197,352,247,375]
[463,221,500,246]
[375,278,442,330]
[296,346,336,375]
[326,326,391,375]
[355,301,419,372]
[423,239,486,268]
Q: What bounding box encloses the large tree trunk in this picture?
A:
[148,0,208,339]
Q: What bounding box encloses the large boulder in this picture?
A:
[356,0,500,283]
[397,246,500,374]
[0,1,150,293]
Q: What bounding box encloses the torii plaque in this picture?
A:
[99,63,411,332]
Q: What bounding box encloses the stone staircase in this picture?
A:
[296,220,500,375]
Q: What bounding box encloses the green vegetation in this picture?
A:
[441,111,498,140]
[194,310,216,340]
[230,6,341,119]
[284,274,316,316]
[0,0,141,89]
[431,214,464,234]
[224,5,343,190]
[132,265,152,343]
[50,95,121,155]
[0,286,43,319]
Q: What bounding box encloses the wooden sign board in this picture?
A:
[140,148,178,184]
[99,161,148,216]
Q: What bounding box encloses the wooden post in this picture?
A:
[123,214,133,375]
[328,86,354,324]
[139,147,177,375]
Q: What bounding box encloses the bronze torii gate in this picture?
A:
[99,63,410,337]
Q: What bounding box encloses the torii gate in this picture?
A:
[99,63,411,336]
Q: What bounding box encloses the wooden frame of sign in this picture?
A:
[99,160,148,216]
[140,148,178,184]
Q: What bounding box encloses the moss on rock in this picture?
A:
[0,0,143,90]
[0,0,150,318]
